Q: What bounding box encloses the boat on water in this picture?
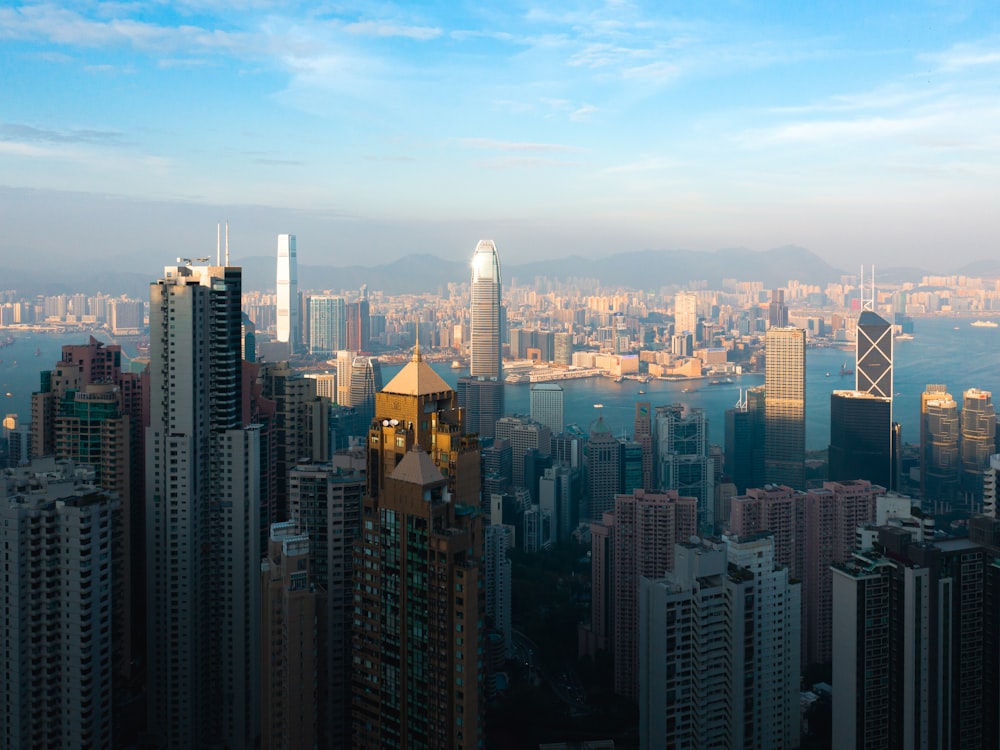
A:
[593,403,604,408]
[895,333,914,340]
[971,320,999,328]
[638,389,645,394]
[839,362,854,376]
[450,360,462,368]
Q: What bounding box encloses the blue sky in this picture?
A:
[2,1,1000,273]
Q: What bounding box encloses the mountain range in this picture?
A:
[5,246,1000,297]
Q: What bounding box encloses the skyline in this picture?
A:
[3,2,1000,270]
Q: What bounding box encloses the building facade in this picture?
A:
[764,327,806,488]
[275,233,299,351]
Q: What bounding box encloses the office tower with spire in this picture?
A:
[352,347,484,748]
[276,234,299,353]
[146,261,261,749]
[724,385,766,494]
[764,327,806,488]
[830,306,897,488]
[458,239,505,439]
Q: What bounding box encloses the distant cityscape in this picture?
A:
[3,239,1000,748]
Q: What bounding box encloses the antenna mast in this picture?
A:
[225,221,230,266]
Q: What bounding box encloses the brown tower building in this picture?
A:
[353,348,484,748]
[366,347,480,503]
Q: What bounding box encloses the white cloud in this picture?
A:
[458,138,585,153]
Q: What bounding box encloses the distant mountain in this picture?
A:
[0,247,963,296]
[240,245,846,293]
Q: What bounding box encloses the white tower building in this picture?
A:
[276,234,299,350]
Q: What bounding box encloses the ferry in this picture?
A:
[450,360,462,368]
[895,333,914,341]
[971,320,998,328]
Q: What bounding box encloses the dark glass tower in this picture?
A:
[856,310,892,398]
[829,390,893,487]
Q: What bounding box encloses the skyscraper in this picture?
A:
[764,327,806,488]
[309,296,346,355]
[260,521,319,750]
[639,534,800,749]
[856,309,892,397]
[674,291,698,338]
[1,469,120,749]
[530,383,564,434]
[829,390,894,487]
[833,527,993,748]
[961,387,995,501]
[922,384,959,500]
[146,262,260,749]
[460,239,505,439]
[656,404,714,530]
[276,234,299,352]
[470,239,502,378]
[348,355,382,430]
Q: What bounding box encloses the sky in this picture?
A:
[2,1,1000,273]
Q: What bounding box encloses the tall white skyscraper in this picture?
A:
[276,234,299,350]
[674,291,698,338]
[460,240,505,438]
[470,239,502,378]
[146,262,260,749]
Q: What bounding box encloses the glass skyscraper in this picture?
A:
[764,327,806,488]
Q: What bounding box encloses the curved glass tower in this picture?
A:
[470,240,502,379]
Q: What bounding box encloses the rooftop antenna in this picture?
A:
[225,221,230,266]
[413,321,421,362]
[216,223,221,266]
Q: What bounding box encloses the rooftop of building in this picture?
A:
[382,346,452,396]
[389,445,446,487]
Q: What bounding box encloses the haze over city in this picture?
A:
[4,1,1000,271]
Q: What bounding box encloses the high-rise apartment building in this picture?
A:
[601,488,698,700]
[146,262,260,749]
[485,524,513,658]
[309,296,347,355]
[495,415,552,491]
[530,383,564,434]
[289,462,365,748]
[276,234,299,351]
[351,447,484,748]
[833,527,993,748]
[352,349,484,747]
[767,288,789,328]
[639,533,801,749]
[260,521,319,750]
[460,240,505,439]
[0,469,119,749]
[764,327,806,488]
[673,291,698,338]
